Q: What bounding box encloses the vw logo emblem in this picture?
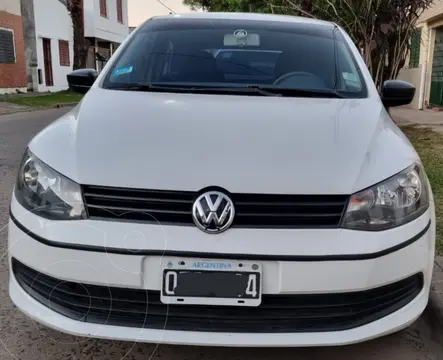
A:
[192,191,235,234]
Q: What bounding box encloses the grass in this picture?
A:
[1,90,83,108]
[401,124,443,253]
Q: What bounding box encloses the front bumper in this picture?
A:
[8,198,436,347]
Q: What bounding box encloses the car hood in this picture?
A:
[29,88,418,194]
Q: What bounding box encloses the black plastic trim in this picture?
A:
[81,184,349,229]
[9,209,431,261]
[12,258,423,333]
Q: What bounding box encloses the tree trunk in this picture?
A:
[68,0,89,70]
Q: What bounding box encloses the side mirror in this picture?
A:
[381,80,415,108]
[67,68,98,94]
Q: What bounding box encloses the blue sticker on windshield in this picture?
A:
[113,65,133,77]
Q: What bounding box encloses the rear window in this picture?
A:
[102,18,367,98]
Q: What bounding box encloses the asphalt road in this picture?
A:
[0,108,440,359]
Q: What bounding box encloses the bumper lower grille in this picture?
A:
[82,185,349,228]
[13,259,423,333]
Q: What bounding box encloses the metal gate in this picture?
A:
[86,46,111,72]
[430,28,443,106]
[96,47,110,72]
[86,47,96,69]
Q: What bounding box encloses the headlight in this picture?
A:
[14,150,86,220]
[341,164,429,231]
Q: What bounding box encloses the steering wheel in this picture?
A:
[273,71,326,88]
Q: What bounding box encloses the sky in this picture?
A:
[128,0,194,27]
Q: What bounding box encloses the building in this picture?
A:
[0,0,27,94]
[29,0,74,92]
[84,0,129,71]
[20,0,128,93]
[398,1,443,109]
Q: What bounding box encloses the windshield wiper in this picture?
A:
[106,83,282,96]
[106,83,344,98]
[246,85,345,98]
[105,83,160,91]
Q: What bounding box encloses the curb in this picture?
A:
[392,116,414,125]
[0,108,37,116]
[0,103,77,116]
[52,102,78,108]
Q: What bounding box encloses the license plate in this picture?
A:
[160,258,262,307]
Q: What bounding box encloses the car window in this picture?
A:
[102,18,366,98]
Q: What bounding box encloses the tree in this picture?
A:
[67,0,90,70]
[183,0,434,88]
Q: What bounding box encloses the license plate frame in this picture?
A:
[160,258,262,307]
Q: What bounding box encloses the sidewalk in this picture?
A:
[390,107,443,134]
[0,102,32,115]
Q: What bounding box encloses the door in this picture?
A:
[430,29,443,106]
[42,38,53,87]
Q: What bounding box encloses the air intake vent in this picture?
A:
[82,185,349,228]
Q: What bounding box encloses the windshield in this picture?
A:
[102,18,367,98]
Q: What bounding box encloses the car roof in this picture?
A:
[149,12,335,29]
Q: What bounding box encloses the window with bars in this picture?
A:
[100,0,107,17]
[409,29,421,68]
[0,28,15,63]
[59,40,70,66]
[117,0,123,23]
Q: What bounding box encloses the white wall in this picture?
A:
[397,66,423,109]
[34,0,73,92]
[0,0,21,16]
[85,0,129,43]
[84,0,95,38]
[418,0,443,24]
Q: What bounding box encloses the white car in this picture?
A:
[8,12,435,347]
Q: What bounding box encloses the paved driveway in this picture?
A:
[0,108,439,359]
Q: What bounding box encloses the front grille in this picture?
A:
[13,259,423,333]
[82,185,349,228]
